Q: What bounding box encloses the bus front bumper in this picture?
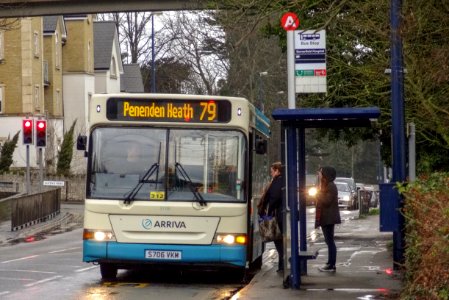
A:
[83,241,246,267]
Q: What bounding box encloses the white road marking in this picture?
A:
[24,275,63,287]
[0,269,55,274]
[75,265,98,272]
[1,255,39,264]
[48,247,81,254]
[349,250,384,260]
[0,277,33,281]
[0,291,10,296]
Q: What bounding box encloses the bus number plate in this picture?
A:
[145,250,182,260]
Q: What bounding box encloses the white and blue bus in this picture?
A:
[78,94,271,280]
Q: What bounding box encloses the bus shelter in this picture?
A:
[272,107,381,289]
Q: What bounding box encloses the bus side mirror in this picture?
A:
[77,135,87,151]
[255,139,267,154]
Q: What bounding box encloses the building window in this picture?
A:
[55,32,60,69]
[34,31,40,58]
[34,84,40,110]
[0,31,4,61]
[43,60,49,85]
[0,85,4,113]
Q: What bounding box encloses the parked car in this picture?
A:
[336,177,358,209]
[335,181,354,209]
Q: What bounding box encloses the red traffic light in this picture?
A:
[36,120,47,147]
[37,120,46,130]
[22,119,33,144]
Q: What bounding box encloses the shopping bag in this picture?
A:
[259,215,282,242]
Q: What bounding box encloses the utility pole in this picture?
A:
[150,12,162,93]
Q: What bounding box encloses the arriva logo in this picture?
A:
[141,218,187,230]
[142,218,153,230]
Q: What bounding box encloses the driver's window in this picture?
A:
[89,128,167,199]
[169,131,206,191]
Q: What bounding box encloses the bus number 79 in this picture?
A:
[199,102,217,121]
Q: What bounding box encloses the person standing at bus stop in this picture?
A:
[259,162,284,272]
[315,166,341,272]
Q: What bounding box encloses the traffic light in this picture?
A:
[22,119,33,144]
[36,120,47,147]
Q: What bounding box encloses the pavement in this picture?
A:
[239,213,403,300]
[0,202,403,299]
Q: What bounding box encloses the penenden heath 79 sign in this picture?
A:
[106,98,232,123]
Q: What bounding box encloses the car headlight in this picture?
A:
[308,187,318,197]
[214,233,247,245]
[83,229,116,241]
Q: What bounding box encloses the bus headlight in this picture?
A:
[214,234,247,245]
[308,187,318,197]
[83,229,116,242]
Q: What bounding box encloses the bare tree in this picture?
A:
[159,11,229,95]
[97,12,172,66]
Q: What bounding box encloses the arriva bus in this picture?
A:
[77,94,271,280]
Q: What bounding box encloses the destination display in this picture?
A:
[106,98,232,123]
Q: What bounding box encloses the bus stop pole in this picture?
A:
[287,127,300,288]
[287,30,295,109]
[298,127,307,274]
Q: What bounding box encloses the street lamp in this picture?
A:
[151,12,162,93]
[257,71,268,113]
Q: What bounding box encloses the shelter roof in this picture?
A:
[272,107,380,128]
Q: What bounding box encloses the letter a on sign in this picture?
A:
[281,12,300,31]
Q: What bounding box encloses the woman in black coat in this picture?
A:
[315,166,341,272]
[260,162,284,272]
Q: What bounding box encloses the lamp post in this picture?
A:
[390,0,406,269]
[257,71,268,112]
[151,12,162,93]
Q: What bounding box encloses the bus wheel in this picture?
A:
[249,255,263,270]
[227,267,247,283]
[100,263,117,280]
[237,268,248,283]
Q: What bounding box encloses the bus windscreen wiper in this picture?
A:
[123,163,160,204]
[175,162,207,206]
[124,143,161,204]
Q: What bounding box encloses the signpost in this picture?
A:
[294,30,327,93]
[43,181,65,187]
[281,12,299,109]
[280,13,328,290]
[281,12,300,31]
[281,11,301,289]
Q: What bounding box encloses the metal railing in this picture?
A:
[10,188,61,231]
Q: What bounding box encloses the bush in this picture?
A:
[0,131,19,173]
[368,208,379,215]
[400,173,449,300]
[57,120,76,176]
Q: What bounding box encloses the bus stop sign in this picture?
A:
[281,12,300,31]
